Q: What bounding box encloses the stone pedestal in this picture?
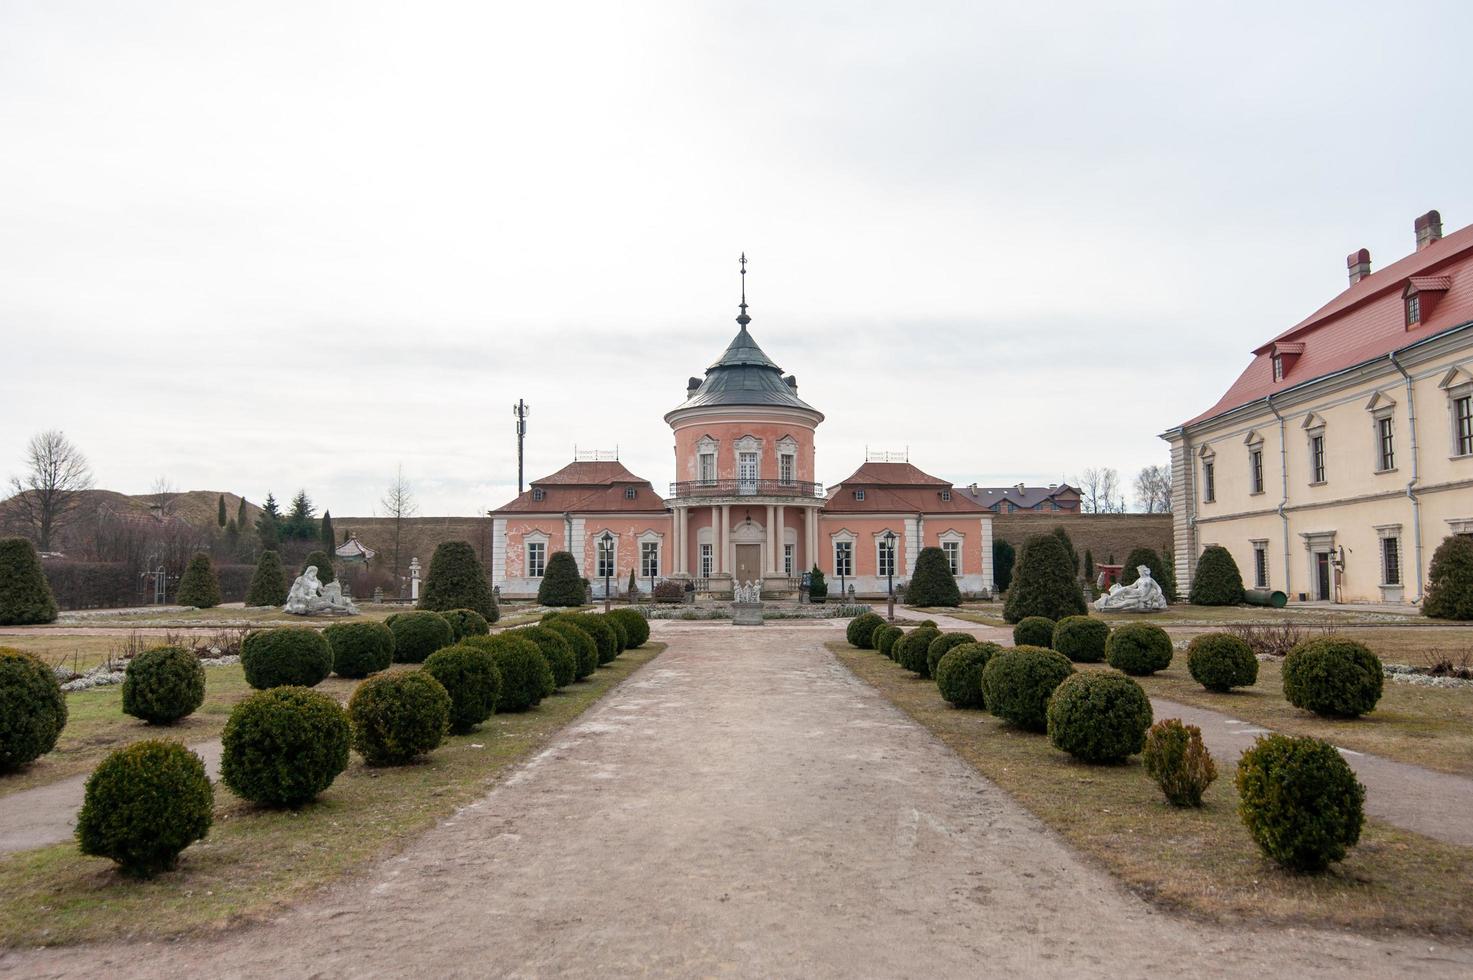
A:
[731,602,764,626]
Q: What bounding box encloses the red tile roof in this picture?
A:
[824,461,988,515]
[1183,221,1473,428]
[491,460,667,515]
[829,462,949,487]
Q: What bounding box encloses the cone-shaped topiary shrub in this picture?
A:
[221,686,350,805]
[1144,718,1217,807]
[896,627,941,677]
[76,740,212,877]
[993,539,1015,593]
[1423,533,1473,620]
[1106,623,1173,676]
[122,646,205,725]
[516,626,577,688]
[1119,547,1169,590]
[1012,616,1055,648]
[1189,545,1244,606]
[0,647,67,770]
[538,551,587,607]
[176,552,222,609]
[1046,672,1153,763]
[1235,734,1364,872]
[441,608,490,641]
[424,644,503,733]
[874,625,903,658]
[847,612,886,648]
[1282,637,1383,718]
[1003,535,1086,624]
[0,538,58,625]
[808,565,827,602]
[935,641,1000,709]
[907,547,961,607]
[926,632,975,676]
[569,614,618,665]
[1051,616,1110,663]
[244,550,289,607]
[1186,633,1258,692]
[323,620,394,678]
[388,610,454,663]
[349,671,451,765]
[543,618,598,679]
[420,541,498,621]
[241,627,332,689]
[299,550,335,585]
[981,646,1074,732]
[463,634,553,712]
[608,607,650,648]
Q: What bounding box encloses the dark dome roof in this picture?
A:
[668,324,820,415]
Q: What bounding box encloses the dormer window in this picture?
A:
[1269,342,1303,381]
[1407,293,1421,326]
[1271,355,1284,381]
[1404,276,1450,330]
[940,489,951,501]
[532,488,545,502]
[624,487,637,500]
[854,490,865,501]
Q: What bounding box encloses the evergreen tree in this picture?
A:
[1002,534,1086,623]
[256,493,281,551]
[236,496,248,529]
[420,540,498,621]
[0,537,60,625]
[1156,548,1179,601]
[538,551,586,607]
[285,490,315,541]
[627,568,637,597]
[225,518,240,552]
[1423,534,1473,620]
[176,552,222,608]
[808,564,828,601]
[245,550,289,606]
[300,549,336,585]
[1053,526,1079,576]
[907,546,961,607]
[1189,545,1245,606]
[1083,549,1095,581]
[993,540,1016,593]
[1120,547,1168,589]
[217,494,227,528]
[320,510,335,553]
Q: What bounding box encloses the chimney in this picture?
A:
[783,374,798,391]
[1415,210,1443,250]
[1346,248,1371,285]
[686,376,701,395]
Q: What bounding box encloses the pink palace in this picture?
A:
[489,291,995,600]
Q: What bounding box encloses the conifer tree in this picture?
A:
[176,552,222,609]
[1053,526,1079,576]
[300,549,336,585]
[217,494,227,528]
[808,564,828,601]
[285,490,315,541]
[1084,548,1095,581]
[1002,534,1086,623]
[993,539,1016,593]
[420,540,498,621]
[0,537,59,625]
[256,493,281,551]
[907,546,961,606]
[236,496,248,529]
[538,551,586,607]
[245,550,289,606]
[320,510,335,553]
[1189,545,1245,606]
[1423,534,1473,620]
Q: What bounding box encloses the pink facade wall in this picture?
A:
[817,517,906,576]
[503,518,567,579]
[582,516,673,581]
[672,419,816,483]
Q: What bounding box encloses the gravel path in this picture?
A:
[4,622,1470,978]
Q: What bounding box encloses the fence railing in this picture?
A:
[668,479,824,500]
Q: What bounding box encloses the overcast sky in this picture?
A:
[4,1,1471,517]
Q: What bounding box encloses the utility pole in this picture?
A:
[512,399,530,494]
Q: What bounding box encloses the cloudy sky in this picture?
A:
[4,1,1471,517]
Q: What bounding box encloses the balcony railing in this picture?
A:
[668,478,825,500]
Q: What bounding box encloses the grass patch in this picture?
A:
[0,643,663,946]
[830,640,1473,936]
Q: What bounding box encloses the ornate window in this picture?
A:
[1366,392,1397,472]
[777,435,798,484]
[834,541,853,577]
[942,541,960,575]
[1457,394,1473,457]
[1199,445,1216,503]
[526,541,546,578]
[1244,432,1265,495]
[640,541,659,578]
[783,543,794,576]
[596,537,616,579]
[875,536,896,578]
[696,435,718,484]
[699,543,713,577]
[1251,540,1268,589]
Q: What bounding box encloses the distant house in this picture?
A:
[959,484,1081,514]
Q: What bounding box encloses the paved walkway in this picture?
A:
[5,622,1470,978]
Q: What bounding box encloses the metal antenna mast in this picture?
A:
[512,399,530,494]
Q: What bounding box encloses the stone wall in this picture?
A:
[990,513,1173,569]
[335,516,495,576]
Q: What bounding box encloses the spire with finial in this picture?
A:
[736,251,751,328]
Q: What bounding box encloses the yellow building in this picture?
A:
[1163,210,1473,604]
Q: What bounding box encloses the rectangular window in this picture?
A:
[1378,417,1396,471]
[942,540,960,575]
[1249,449,1264,494]
[1382,536,1401,586]
[783,543,794,576]
[834,541,853,578]
[624,487,637,500]
[526,542,546,578]
[1407,293,1421,326]
[1253,543,1268,589]
[597,541,615,579]
[1272,355,1283,381]
[940,489,951,502]
[1456,395,1473,456]
[854,489,865,501]
[1310,435,1326,483]
[1203,461,1216,503]
[779,454,795,483]
[699,543,713,578]
[698,453,716,483]
[640,541,659,578]
[877,539,895,578]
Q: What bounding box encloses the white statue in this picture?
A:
[1094,565,1168,613]
[732,579,763,604]
[284,565,359,616]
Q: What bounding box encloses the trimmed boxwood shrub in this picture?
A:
[874,625,903,658]
[76,740,212,877]
[1189,545,1245,606]
[543,618,598,680]
[601,613,629,654]
[1187,633,1258,692]
[1143,719,1217,807]
[1119,547,1169,591]
[935,641,1000,709]
[1012,616,1055,648]
[299,549,335,585]
[1106,623,1173,676]
[424,644,503,732]
[569,614,618,665]
[907,547,961,607]
[846,612,886,649]
[607,608,650,648]
[1282,637,1383,718]
[323,620,394,678]
[981,646,1074,732]
[0,647,68,770]
[537,551,587,607]
[420,541,498,622]
[808,565,827,602]
[220,687,351,805]
[1046,672,1153,763]
[441,608,490,641]
[176,552,222,609]
[896,627,941,677]
[388,610,454,664]
[1003,535,1086,624]
[1051,616,1109,663]
[244,549,289,607]
[1422,533,1473,620]
[1235,734,1365,872]
[926,632,975,676]
[241,627,332,689]
[0,538,58,625]
[463,634,553,712]
[348,671,452,765]
[122,646,205,724]
[516,626,576,689]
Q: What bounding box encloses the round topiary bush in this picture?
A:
[515,626,576,689]
[896,627,941,677]
[537,550,587,607]
[76,740,213,877]
[846,612,886,649]
[1106,623,1174,676]
[464,634,553,712]
[1422,533,1473,620]
[420,540,498,622]
[122,646,205,725]
[1187,633,1258,692]
[981,645,1074,732]
[935,641,1000,709]
[322,620,394,678]
[543,618,598,679]
[440,608,490,641]
[241,627,333,689]
[1012,616,1055,648]
[388,610,455,663]
[569,615,617,665]
[907,547,961,607]
[0,647,67,770]
[874,625,903,658]
[1046,672,1153,763]
[1189,545,1245,606]
[175,552,222,609]
[601,613,629,654]
[220,686,351,805]
[607,608,650,648]
[348,671,451,765]
[1281,637,1383,718]
[1235,734,1365,872]
[0,538,59,625]
[1003,534,1086,624]
[424,644,503,733]
[1051,615,1109,663]
[926,632,975,676]
[244,549,289,606]
[1143,718,1217,807]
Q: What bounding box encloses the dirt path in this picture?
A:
[4,623,1471,978]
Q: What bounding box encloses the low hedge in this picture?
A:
[896,627,941,677]
[981,645,1074,732]
[1235,734,1365,872]
[542,618,599,679]
[1051,616,1109,664]
[602,614,629,654]
[0,647,68,771]
[122,646,205,724]
[1105,623,1173,676]
[607,608,650,648]
[569,615,618,665]
[1046,672,1153,763]
[76,740,213,877]
[388,610,455,663]
[220,687,351,805]
[440,608,491,641]
[1186,633,1258,692]
[926,632,975,677]
[240,627,332,689]
[874,625,903,658]
[348,671,451,765]
[463,634,554,712]
[424,644,503,733]
[323,621,394,678]
[1012,616,1055,648]
[516,626,577,688]
[846,612,887,649]
[935,642,1000,709]
[1282,637,1383,718]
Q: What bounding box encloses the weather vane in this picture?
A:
[737,251,750,326]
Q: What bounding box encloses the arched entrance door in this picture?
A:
[730,517,765,582]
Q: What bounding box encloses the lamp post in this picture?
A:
[883,530,896,621]
[600,531,614,612]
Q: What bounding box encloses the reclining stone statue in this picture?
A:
[284,565,360,616]
[1093,565,1167,613]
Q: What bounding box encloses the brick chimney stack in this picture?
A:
[1415,210,1443,250]
[1346,248,1372,285]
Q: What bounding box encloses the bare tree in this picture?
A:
[1134,464,1173,514]
[379,464,417,586]
[7,430,94,551]
[1073,467,1122,514]
[149,476,182,520]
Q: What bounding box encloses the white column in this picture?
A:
[720,504,731,574]
[806,507,818,572]
[775,505,785,575]
[711,505,720,576]
[765,504,776,573]
[677,507,687,574]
